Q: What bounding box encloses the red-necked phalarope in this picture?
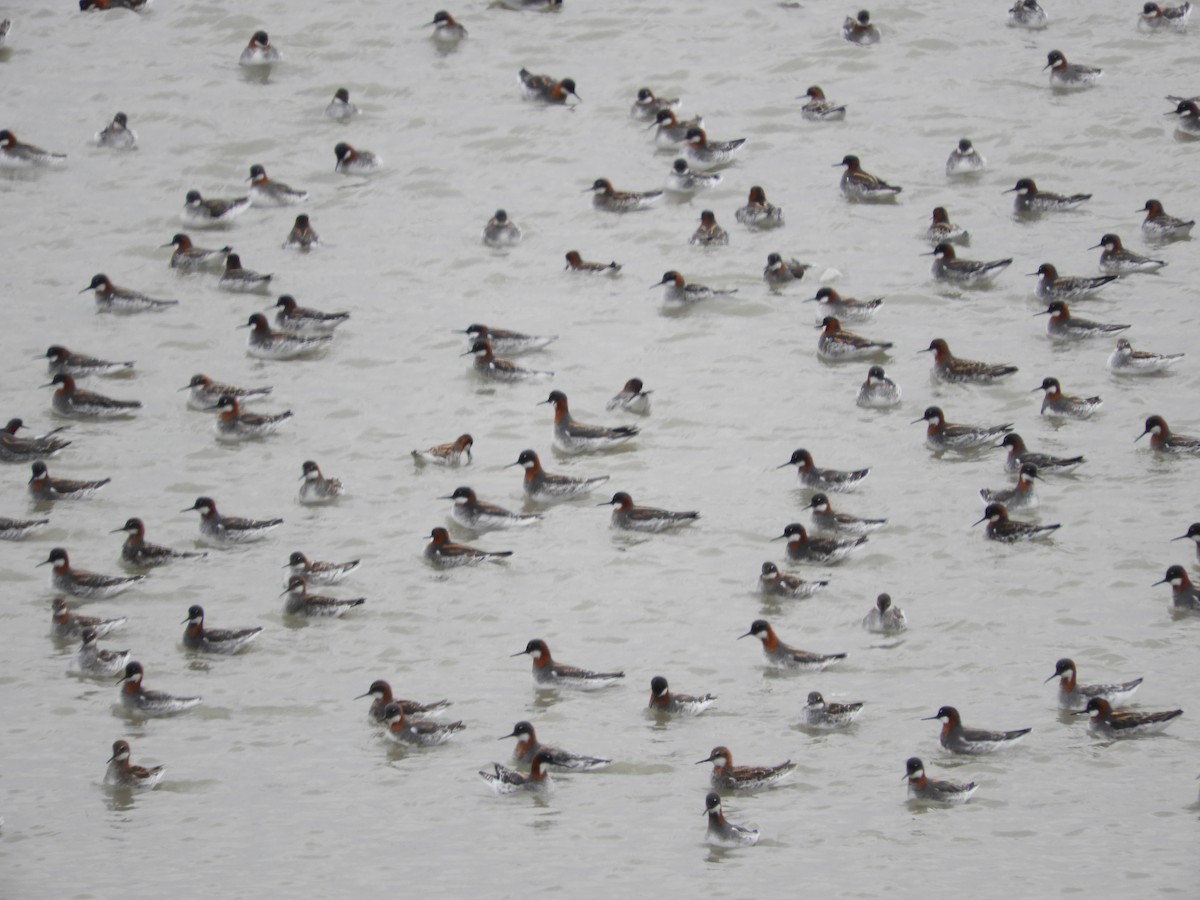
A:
[325,88,360,122]
[998,433,1084,474]
[0,419,71,462]
[843,9,881,43]
[479,750,554,795]
[927,207,970,245]
[1108,338,1185,375]
[974,502,1060,541]
[764,253,811,286]
[683,127,745,169]
[500,720,611,771]
[105,740,163,790]
[44,373,141,418]
[979,462,1039,510]
[334,142,381,173]
[280,215,319,253]
[299,460,343,503]
[118,661,202,717]
[424,527,511,567]
[735,186,784,228]
[653,270,737,306]
[606,378,651,415]
[927,243,1012,285]
[282,577,365,617]
[801,691,863,729]
[443,486,541,531]
[1089,233,1166,274]
[183,604,262,653]
[590,178,662,212]
[464,339,553,382]
[925,705,1031,754]
[740,618,847,670]
[429,10,468,45]
[1038,301,1130,341]
[93,112,137,150]
[703,792,760,846]
[28,461,108,501]
[776,522,866,564]
[43,345,133,378]
[411,434,473,467]
[631,87,680,121]
[162,234,231,273]
[806,492,885,535]
[0,129,66,166]
[208,394,292,441]
[482,209,521,247]
[1035,377,1102,419]
[381,702,465,746]
[946,138,985,176]
[922,338,1017,384]
[80,274,178,312]
[1008,0,1047,28]
[1172,524,1200,563]
[1077,697,1182,737]
[666,158,722,195]
[648,675,715,716]
[1043,50,1101,89]
[603,491,698,532]
[1008,177,1091,213]
[1154,565,1200,611]
[859,364,902,410]
[183,496,282,544]
[698,745,795,790]
[243,313,333,359]
[689,209,729,246]
[809,287,882,323]
[1168,99,1200,137]
[800,85,846,121]
[1139,415,1200,454]
[113,517,206,567]
[51,597,125,639]
[462,324,556,355]
[838,154,900,201]
[182,190,250,227]
[1140,2,1192,29]
[1140,199,1194,240]
[862,593,907,633]
[181,374,272,410]
[650,109,704,148]
[1030,263,1117,301]
[1045,658,1142,711]
[507,449,609,502]
[817,316,892,360]
[239,30,280,66]
[355,680,450,723]
[69,628,129,678]
[0,516,49,541]
[269,297,347,337]
[513,638,624,690]
[565,250,622,274]
[220,253,272,294]
[758,561,829,598]
[778,448,869,492]
[541,391,638,454]
[915,406,1012,451]
[904,758,976,803]
[518,68,579,104]
[247,164,307,206]
[286,551,360,585]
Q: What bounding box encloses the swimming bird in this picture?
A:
[924,706,1031,754]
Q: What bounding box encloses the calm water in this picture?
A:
[1,1,1198,897]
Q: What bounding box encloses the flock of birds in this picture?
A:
[1,0,1198,853]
